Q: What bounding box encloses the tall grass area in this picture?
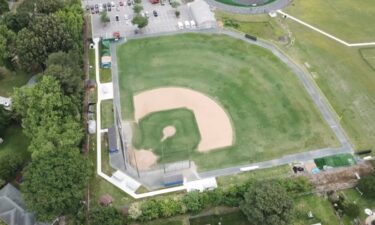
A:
[0,69,30,97]
[284,0,375,42]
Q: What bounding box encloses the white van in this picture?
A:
[190,20,196,28]
[184,20,190,29]
[177,21,184,29]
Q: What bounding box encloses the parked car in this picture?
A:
[124,14,129,20]
[103,3,107,8]
[108,6,112,11]
[119,1,124,6]
[111,1,116,7]
[153,10,158,17]
[85,5,90,10]
[116,6,120,11]
[184,20,190,28]
[107,2,111,7]
[95,4,99,8]
[145,11,149,17]
[177,21,183,29]
[190,20,196,28]
[99,6,103,12]
[115,15,119,21]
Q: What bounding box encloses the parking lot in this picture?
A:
[84,0,195,38]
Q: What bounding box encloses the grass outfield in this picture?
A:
[133,108,201,163]
[284,0,375,43]
[117,33,338,171]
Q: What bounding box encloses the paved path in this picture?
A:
[204,0,291,14]
[278,10,375,47]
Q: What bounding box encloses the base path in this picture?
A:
[204,0,291,14]
[133,87,234,152]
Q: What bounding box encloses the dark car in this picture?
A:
[153,10,158,17]
[90,5,95,10]
[103,3,107,8]
[94,4,99,8]
[108,6,111,11]
[107,2,111,7]
[85,5,90,10]
[115,15,119,21]
[119,1,124,6]
[127,0,131,6]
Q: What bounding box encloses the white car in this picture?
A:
[141,12,145,17]
[111,1,116,7]
[124,14,129,20]
[184,20,190,29]
[190,20,196,28]
[177,21,184,29]
[145,11,149,17]
[99,6,103,12]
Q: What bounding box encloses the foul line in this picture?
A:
[277,10,375,47]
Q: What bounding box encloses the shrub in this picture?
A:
[89,206,125,225]
[0,152,23,181]
[358,173,375,199]
[139,199,161,221]
[183,191,204,214]
[343,202,360,218]
[128,202,142,220]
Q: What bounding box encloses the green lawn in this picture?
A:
[359,48,375,70]
[0,124,30,159]
[284,0,375,43]
[117,33,338,171]
[190,211,248,225]
[276,19,375,152]
[100,100,114,129]
[339,189,375,224]
[89,49,96,80]
[100,68,112,83]
[133,108,201,163]
[293,194,340,225]
[0,69,30,97]
[314,154,356,169]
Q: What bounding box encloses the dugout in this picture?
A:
[163,174,184,187]
[108,127,119,153]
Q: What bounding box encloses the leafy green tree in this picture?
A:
[0,152,24,181]
[358,173,375,199]
[343,202,360,218]
[139,199,161,221]
[0,0,9,15]
[183,191,204,213]
[2,12,31,32]
[170,0,180,8]
[45,51,83,95]
[132,4,143,14]
[0,107,11,132]
[89,207,125,225]
[55,5,84,45]
[100,10,110,24]
[18,0,64,14]
[12,76,82,158]
[132,14,148,29]
[0,25,16,62]
[240,180,294,225]
[16,14,73,70]
[22,149,90,222]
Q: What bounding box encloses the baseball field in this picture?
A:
[117,33,339,171]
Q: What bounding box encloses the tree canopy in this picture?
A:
[0,107,11,132]
[132,14,148,29]
[12,76,82,158]
[240,180,294,225]
[22,149,90,222]
[358,173,375,199]
[0,0,9,15]
[0,25,16,62]
[16,14,73,70]
[89,207,125,225]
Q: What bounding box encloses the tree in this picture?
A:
[0,25,16,62]
[183,191,204,214]
[16,14,73,70]
[0,107,11,132]
[0,0,9,15]
[18,0,64,14]
[170,0,180,8]
[22,150,90,222]
[358,173,375,199]
[100,10,110,24]
[89,207,125,225]
[240,180,294,225]
[2,12,31,32]
[343,202,360,218]
[0,152,24,181]
[55,4,84,45]
[132,4,143,14]
[12,76,82,158]
[45,51,83,95]
[132,14,148,29]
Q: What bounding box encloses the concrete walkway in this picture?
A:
[278,10,375,47]
[204,0,291,14]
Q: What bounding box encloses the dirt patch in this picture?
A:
[131,149,158,171]
[161,126,176,142]
[133,87,234,152]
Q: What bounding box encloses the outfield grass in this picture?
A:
[100,100,114,129]
[100,68,112,83]
[133,108,201,163]
[284,0,375,43]
[117,33,338,171]
[0,69,30,97]
[359,48,375,70]
[275,19,375,152]
[293,194,340,225]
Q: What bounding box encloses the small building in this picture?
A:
[108,127,119,153]
[0,184,47,225]
[188,0,217,29]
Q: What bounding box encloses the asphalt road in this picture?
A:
[109,28,354,180]
[204,0,292,14]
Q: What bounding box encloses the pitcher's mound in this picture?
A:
[161,126,176,141]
